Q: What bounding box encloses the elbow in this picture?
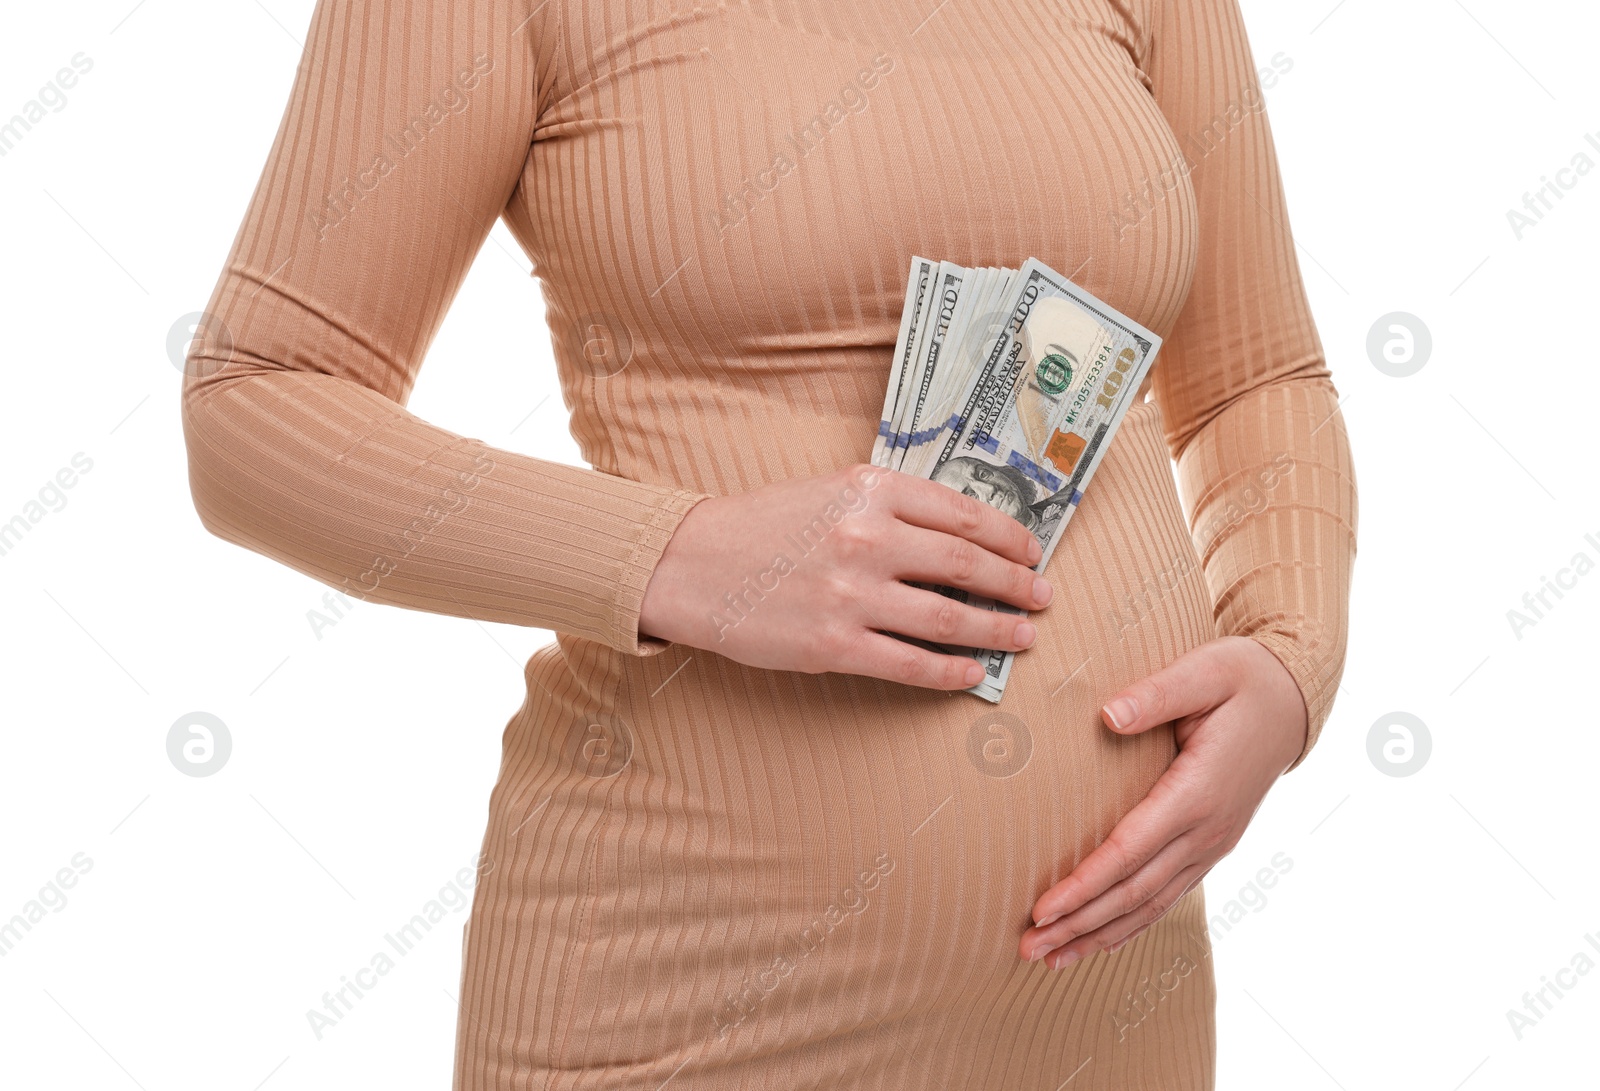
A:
[180,381,233,546]
[179,354,258,549]
[1165,360,1342,464]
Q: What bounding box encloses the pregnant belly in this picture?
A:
[465,399,1217,1076]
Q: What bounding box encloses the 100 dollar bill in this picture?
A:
[878,256,1162,702]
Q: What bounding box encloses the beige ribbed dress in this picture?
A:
[181,0,1357,1086]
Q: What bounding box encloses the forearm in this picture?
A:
[1170,370,1358,771]
[183,367,709,655]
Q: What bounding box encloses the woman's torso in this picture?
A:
[457,3,1220,1087]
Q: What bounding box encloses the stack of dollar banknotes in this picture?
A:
[872,256,1163,701]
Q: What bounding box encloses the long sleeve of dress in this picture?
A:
[180,0,710,656]
[1143,0,1359,771]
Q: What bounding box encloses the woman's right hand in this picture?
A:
[637,463,1054,689]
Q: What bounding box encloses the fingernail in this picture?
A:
[1034,911,1062,930]
[1014,621,1036,647]
[1026,944,1047,962]
[1027,538,1043,564]
[1103,697,1138,730]
[964,663,985,686]
[1032,577,1053,606]
[1052,949,1080,970]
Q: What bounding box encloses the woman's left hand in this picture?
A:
[1018,635,1309,969]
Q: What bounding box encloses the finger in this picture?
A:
[879,582,1038,654]
[1020,832,1198,961]
[1031,790,1195,929]
[887,472,1045,570]
[891,524,1051,612]
[837,629,987,692]
[1100,642,1240,736]
[1042,863,1209,969]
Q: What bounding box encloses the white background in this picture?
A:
[2,1,1596,1088]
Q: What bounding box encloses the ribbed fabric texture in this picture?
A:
[181,0,1356,1086]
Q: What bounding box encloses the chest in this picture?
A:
[520,0,1197,367]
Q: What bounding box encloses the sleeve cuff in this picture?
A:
[1248,625,1339,774]
[608,487,712,657]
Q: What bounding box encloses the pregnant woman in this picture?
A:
[181,0,1356,1086]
